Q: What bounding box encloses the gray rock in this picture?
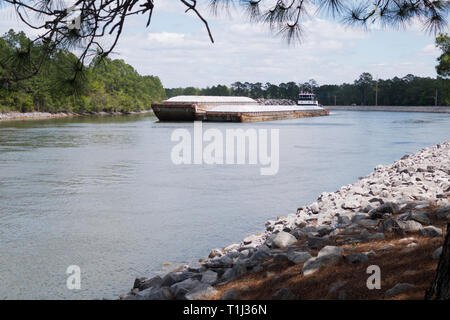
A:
[134,275,163,291]
[337,215,352,226]
[342,198,361,210]
[379,218,401,233]
[272,254,293,266]
[345,253,369,264]
[201,270,218,285]
[272,231,297,248]
[302,246,344,276]
[222,260,248,282]
[136,286,174,300]
[408,210,430,225]
[272,288,296,300]
[185,283,218,300]
[170,278,201,299]
[432,246,443,260]
[208,248,223,259]
[379,244,395,251]
[287,251,312,264]
[419,226,442,237]
[243,234,260,245]
[357,219,379,228]
[384,283,415,298]
[205,255,234,268]
[250,245,271,261]
[317,225,334,236]
[221,288,240,300]
[310,202,320,214]
[161,272,193,287]
[397,220,423,232]
[436,205,450,220]
[307,236,329,250]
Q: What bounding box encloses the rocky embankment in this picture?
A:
[0,110,153,121]
[120,141,450,300]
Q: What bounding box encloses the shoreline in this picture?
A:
[0,110,154,122]
[324,105,450,113]
[120,141,450,300]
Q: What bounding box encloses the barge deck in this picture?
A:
[151,96,329,122]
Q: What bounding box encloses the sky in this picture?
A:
[0,0,445,88]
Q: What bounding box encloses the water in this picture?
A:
[0,111,449,299]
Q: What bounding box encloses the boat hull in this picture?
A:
[152,103,329,122]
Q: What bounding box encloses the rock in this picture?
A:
[342,198,361,210]
[272,231,297,248]
[243,234,260,245]
[201,270,218,285]
[224,243,240,252]
[185,283,218,300]
[161,272,193,287]
[134,275,163,291]
[136,286,173,300]
[408,210,431,225]
[222,288,240,300]
[272,288,296,300]
[385,283,415,298]
[317,226,334,236]
[287,251,312,264]
[419,226,442,237]
[170,278,201,299]
[397,220,423,232]
[380,218,401,233]
[302,246,344,276]
[307,236,329,250]
[222,260,248,282]
[436,205,450,220]
[310,202,320,214]
[208,248,223,259]
[337,215,352,226]
[271,254,293,267]
[432,247,443,260]
[204,255,234,268]
[345,253,369,264]
[357,219,379,228]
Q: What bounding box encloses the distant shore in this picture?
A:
[324,105,450,113]
[0,110,154,122]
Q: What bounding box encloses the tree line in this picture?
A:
[0,29,166,113]
[167,34,450,107]
[166,74,449,107]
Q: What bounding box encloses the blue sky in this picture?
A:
[0,0,444,88]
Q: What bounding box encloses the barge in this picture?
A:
[151,94,329,122]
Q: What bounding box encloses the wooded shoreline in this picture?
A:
[325,106,450,113]
[0,110,154,121]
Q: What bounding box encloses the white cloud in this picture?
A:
[0,0,440,88]
[419,44,440,56]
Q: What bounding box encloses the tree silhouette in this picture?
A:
[1,0,448,84]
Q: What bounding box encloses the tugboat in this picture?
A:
[298,92,321,107]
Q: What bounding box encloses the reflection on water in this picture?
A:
[0,111,449,299]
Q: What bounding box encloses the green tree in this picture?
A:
[436,33,450,78]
